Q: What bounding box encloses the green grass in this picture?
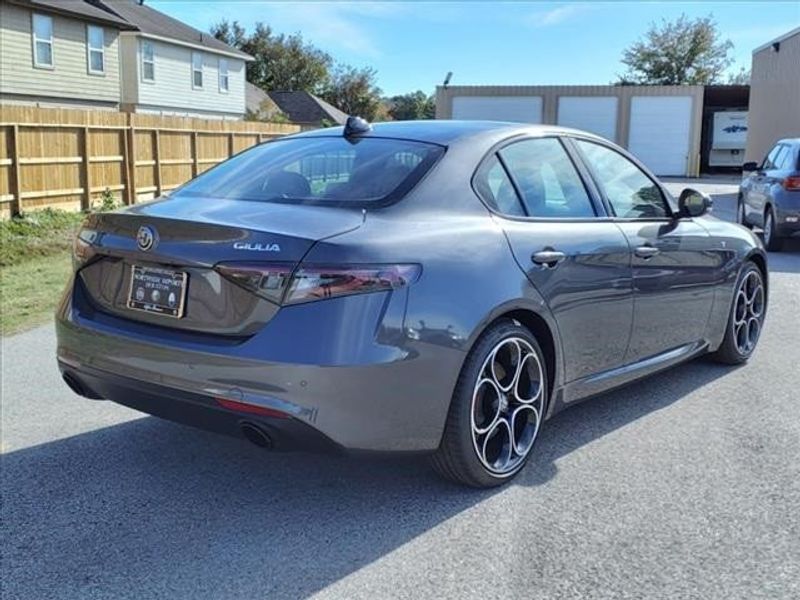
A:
[0,209,86,336]
[0,209,85,267]
[0,253,72,335]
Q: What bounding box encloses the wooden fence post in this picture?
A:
[10,124,22,216]
[128,116,137,203]
[81,127,91,211]
[191,131,198,178]
[228,132,235,157]
[154,129,162,196]
[121,126,131,205]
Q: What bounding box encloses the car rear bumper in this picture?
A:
[56,278,466,453]
[775,218,800,237]
[774,191,800,236]
[58,360,342,452]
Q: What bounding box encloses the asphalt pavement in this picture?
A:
[2,188,799,599]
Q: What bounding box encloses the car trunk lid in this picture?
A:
[76,197,363,336]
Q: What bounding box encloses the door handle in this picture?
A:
[635,245,660,259]
[532,249,566,268]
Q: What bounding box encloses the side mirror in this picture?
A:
[678,188,713,218]
[742,161,759,172]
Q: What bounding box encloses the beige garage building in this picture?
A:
[745,27,800,164]
[435,85,705,176]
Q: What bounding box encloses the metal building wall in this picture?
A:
[435,84,705,176]
[745,28,800,163]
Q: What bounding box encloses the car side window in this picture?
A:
[762,144,786,170]
[498,138,596,218]
[473,155,526,217]
[575,139,669,219]
[775,145,794,170]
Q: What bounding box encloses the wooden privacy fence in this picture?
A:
[0,105,300,219]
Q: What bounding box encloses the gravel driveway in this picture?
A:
[2,190,799,600]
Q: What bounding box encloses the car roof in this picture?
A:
[289,119,604,146]
[777,138,800,145]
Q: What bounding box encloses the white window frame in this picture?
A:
[141,40,155,83]
[32,13,54,69]
[192,52,204,89]
[218,58,229,93]
[86,25,105,75]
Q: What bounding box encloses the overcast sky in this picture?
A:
[150,1,800,96]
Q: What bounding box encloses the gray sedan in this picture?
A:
[57,119,767,487]
[739,138,800,251]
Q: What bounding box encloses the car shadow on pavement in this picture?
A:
[517,358,738,488]
[2,359,736,599]
[767,238,800,273]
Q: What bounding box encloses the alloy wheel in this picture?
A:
[470,337,544,476]
[733,270,765,356]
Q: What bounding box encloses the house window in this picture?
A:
[141,40,155,81]
[32,14,53,68]
[219,58,229,92]
[87,25,105,74]
[192,52,203,88]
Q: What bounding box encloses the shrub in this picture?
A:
[96,188,118,212]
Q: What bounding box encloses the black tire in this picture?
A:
[709,262,766,365]
[763,206,783,252]
[737,195,752,229]
[431,319,548,488]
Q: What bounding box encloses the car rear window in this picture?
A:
[172,136,444,206]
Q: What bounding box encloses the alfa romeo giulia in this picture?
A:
[56,118,768,487]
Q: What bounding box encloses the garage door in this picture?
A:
[557,96,618,140]
[451,96,542,123]
[628,96,693,176]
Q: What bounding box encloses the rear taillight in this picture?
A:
[215,262,293,304]
[72,228,98,269]
[288,264,420,304]
[215,262,420,305]
[783,176,800,191]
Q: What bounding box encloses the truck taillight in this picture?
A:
[215,263,420,305]
[783,176,800,191]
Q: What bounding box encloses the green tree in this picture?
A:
[321,64,383,121]
[727,67,751,85]
[619,14,734,85]
[211,20,332,93]
[387,91,435,120]
[210,19,246,49]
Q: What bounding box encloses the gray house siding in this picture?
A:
[119,33,139,106]
[0,1,121,107]
[121,34,247,119]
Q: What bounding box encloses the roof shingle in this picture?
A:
[266,91,348,126]
[7,0,136,29]
[98,0,252,59]
[245,83,285,119]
